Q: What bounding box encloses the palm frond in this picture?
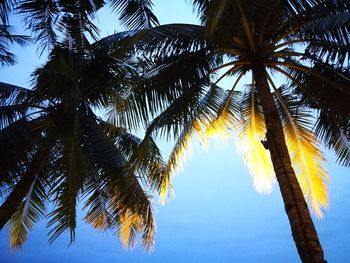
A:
[160,84,227,201]
[83,189,112,231]
[314,112,350,167]
[236,84,275,194]
[109,49,215,131]
[109,0,159,30]
[107,172,155,250]
[0,0,13,23]
[82,119,155,249]
[0,81,33,128]
[117,24,206,58]
[118,209,144,249]
[7,175,47,248]
[284,62,350,166]
[0,25,31,66]
[273,85,329,218]
[47,114,86,244]
[202,75,242,142]
[17,0,59,51]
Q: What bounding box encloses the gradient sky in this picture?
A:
[1,1,350,262]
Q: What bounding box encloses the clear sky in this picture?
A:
[1,1,350,262]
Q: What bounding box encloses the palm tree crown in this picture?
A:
[0,34,171,248]
[115,0,350,261]
[0,0,164,250]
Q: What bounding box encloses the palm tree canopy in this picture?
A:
[0,31,173,249]
[113,0,350,217]
[0,0,159,52]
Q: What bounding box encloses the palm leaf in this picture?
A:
[7,175,47,248]
[82,119,155,249]
[0,25,30,66]
[160,84,227,201]
[109,0,159,30]
[83,189,112,231]
[237,84,275,194]
[274,85,329,218]
[47,113,85,244]
[314,112,350,167]
[17,0,59,51]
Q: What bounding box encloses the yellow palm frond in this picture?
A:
[202,110,235,141]
[237,85,275,194]
[119,210,143,249]
[285,126,329,218]
[269,79,329,218]
[84,190,112,231]
[201,76,242,148]
[159,119,202,203]
[87,211,110,230]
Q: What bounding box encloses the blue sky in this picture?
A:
[1,1,350,262]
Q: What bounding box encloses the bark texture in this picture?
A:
[0,145,50,230]
[252,63,326,263]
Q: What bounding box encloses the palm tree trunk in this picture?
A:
[0,145,50,230]
[252,63,326,263]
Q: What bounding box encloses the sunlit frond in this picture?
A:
[284,62,350,166]
[107,177,155,250]
[159,120,197,203]
[160,84,227,202]
[83,120,155,250]
[119,209,143,249]
[272,83,329,218]
[84,189,112,231]
[201,75,242,144]
[237,84,275,194]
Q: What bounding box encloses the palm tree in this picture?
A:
[0,35,168,248]
[0,0,159,53]
[113,1,350,262]
[0,0,165,249]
